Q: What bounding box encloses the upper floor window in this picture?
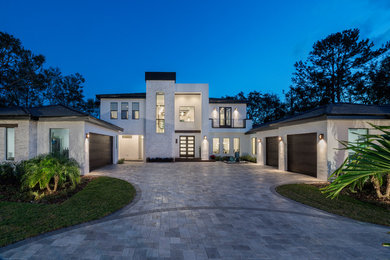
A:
[179,106,195,122]
[110,102,118,119]
[50,128,69,157]
[6,128,15,160]
[219,107,232,127]
[132,102,140,120]
[121,102,129,119]
[156,93,165,133]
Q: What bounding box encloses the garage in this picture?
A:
[266,136,278,167]
[89,133,113,171]
[287,133,317,177]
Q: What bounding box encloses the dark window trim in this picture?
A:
[110,102,118,119]
[121,102,129,120]
[132,102,140,120]
[219,107,232,128]
[6,127,15,161]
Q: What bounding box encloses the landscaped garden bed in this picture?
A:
[0,154,136,247]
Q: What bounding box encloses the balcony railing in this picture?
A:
[209,118,248,128]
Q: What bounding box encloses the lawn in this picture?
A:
[0,176,136,247]
[276,183,390,226]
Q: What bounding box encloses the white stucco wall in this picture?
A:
[145,80,175,158]
[100,98,146,135]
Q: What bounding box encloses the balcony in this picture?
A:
[209,118,250,128]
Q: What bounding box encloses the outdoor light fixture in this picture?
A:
[319,134,324,140]
[204,135,207,140]
[278,136,282,141]
[86,133,90,139]
[257,138,261,143]
[234,107,238,112]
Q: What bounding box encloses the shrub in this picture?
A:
[0,161,25,185]
[146,157,174,162]
[209,155,216,160]
[240,154,257,163]
[22,154,80,196]
[117,158,125,164]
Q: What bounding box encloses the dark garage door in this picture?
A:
[89,133,113,172]
[266,136,279,167]
[287,133,317,177]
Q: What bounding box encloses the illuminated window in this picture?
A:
[223,138,230,154]
[50,128,69,157]
[179,106,195,122]
[213,138,220,154]
[219,107,232,127]
[121,102,128,119]
[234,138,240,153]
[132,102,139,119]
[110,102,118,119]
[6,128,15,160]
[156,93,165,133]
[251,137,257,155]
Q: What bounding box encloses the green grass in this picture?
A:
[0,176,136,247]
[276,184,390,226]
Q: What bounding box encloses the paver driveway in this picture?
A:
[1,162,389,259]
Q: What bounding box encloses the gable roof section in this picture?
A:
[247,103,390,134]
[0,105,123,132]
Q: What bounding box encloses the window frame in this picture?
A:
[156,93,165,133]
[219,107,232,127]
[251,137,257,155]
[6,127,15,161]
[50,128,70,158]
[121,102,129,120]
[212,138,220,154]
[110,102,118,119]
[179,106,195,123]
[132,102,140,120]
[233,137,240,153]
[223,138,230,154]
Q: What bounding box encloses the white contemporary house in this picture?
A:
[97,72,253,161]
[2,72,390,181]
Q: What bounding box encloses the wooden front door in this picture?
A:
[179,136,195,158]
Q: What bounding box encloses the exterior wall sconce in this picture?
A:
[278,136,282,142]
[86,133,90,139]
[319,134,324,140]
[234,108,238,112]
[257,138,261,143]
[204,135,207,140]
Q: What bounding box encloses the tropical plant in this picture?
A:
[22,154,80,195]
[322,124,390,200]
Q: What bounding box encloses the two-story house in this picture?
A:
[97,72,253,161]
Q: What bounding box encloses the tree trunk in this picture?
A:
[46,183,53,194]
[53,175,59,192]
[385,174,390,199]
[371,176,385,199]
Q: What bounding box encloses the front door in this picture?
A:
[179,136,195,158]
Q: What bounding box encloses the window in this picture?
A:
[156,93,165,133]
[132,102,140,119]
[219,107,232,127]
[213,138,220,154]
[234,138,240,153]
[6,128,15,160]
[348,128,368,156]
[251,137,257,155]
[121,102,129,119]
[50,128,69,157]
[110,102,118,119]
[223,138,230,154]
[179,106,195,122]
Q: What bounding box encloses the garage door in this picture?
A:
[287,133,317,177]
[89,133,113,172]
[266,136,278,167]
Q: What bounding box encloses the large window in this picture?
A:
[6,128,15,160]
[251,137,257,155]
[233,138,240,153]
[223,138,230,154]
[179,106,195,122]
[110,102,118,119]
[348,128,368,156]
[213,138,220,154]
[156,93,165,133]
[121,102,129,119]
[219,107,232,127]
[50,128,69,157]
[132,102,140,119]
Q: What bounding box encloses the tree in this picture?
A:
[83,98,100,118]
[287,28,388,113]
[0,32,46,107]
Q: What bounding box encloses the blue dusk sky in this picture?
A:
[1,0,389,100]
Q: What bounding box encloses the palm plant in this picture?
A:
[322,123,390,200]
[22,154,80,195]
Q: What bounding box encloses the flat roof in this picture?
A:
[145,72,176,81]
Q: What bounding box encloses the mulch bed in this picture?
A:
[0,176,95,204]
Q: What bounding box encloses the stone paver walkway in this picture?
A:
[1,162,389,259]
